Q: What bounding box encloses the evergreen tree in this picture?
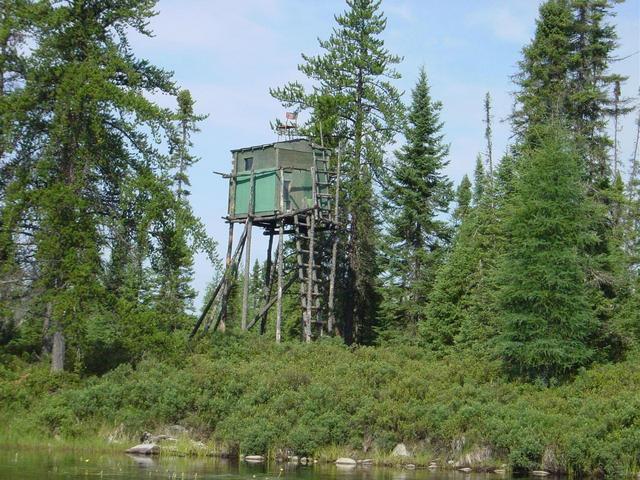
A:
[512,0,574,138]
[452,175,472,226]
[511,0,629,362]
[513,0,624,185]
[172,89,206,201]
[271,0,403,344]
[378,68,452,338]
[497,124,599,381]
[0,0,214,371]
[422,171,500,351]
[472,155,485,206]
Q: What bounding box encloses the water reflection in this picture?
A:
[0,448,535,480]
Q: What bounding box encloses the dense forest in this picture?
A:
[1,0,639,477]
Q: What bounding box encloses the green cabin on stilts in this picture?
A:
[227,139,332,221]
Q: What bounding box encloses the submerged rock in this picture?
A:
[335,458,357,466]
[245,455,265,463]
[391,443,410,457]
[125,443,160,455]
[532,471,551,477]
[458,467,472,473]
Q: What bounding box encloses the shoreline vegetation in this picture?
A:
[1,337,638,478]
[1,0,639,479]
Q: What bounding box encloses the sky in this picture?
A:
[129,0,640,308]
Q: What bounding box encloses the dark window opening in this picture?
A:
[244,157,253,171]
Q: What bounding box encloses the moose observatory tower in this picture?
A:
[191,115,341,342]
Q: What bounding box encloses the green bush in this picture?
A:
[0,336,638,476]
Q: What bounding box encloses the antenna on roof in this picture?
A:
[273,111,299,140]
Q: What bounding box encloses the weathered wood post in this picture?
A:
[241,170,255,330]
[219,223,234,332]
[328,146,341,333]
[260,233,274,334]
[276,168,285,343]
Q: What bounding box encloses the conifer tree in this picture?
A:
[271,0,403,344]
[513,0,624,185]
[511,0,629,361]
[452,175,472,226]
[378,68,452,338]
[0,0,214,371]
[497,124,599,381]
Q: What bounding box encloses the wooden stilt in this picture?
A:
[241,170,256,330]
[246,276,295,330]
[276,219,284,343]
[328,146,341,333]
[260,233,274,334]
[220,222,234,332]
[191,220,247,338]
[304,165,317,342]
[276,167,285,343]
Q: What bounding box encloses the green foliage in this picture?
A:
[271,0,404,344]
[0,0,217,372]
[452,175,472,226]
[378,68,453,338]
[1,340,639,476]
[497,125,600,381]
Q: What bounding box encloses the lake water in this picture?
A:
[0,449,532,480]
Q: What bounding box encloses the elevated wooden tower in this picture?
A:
[191,137,341,342]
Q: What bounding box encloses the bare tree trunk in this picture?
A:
[41,302,52,356]
[51,325,65,373]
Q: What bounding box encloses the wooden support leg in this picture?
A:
[241,170,256,331]
[220,222,234,332]
[260,233,274,334]
[328,232,338,333]
[241,219,252,330]
[305,212,314,343]
[276,219,284,343]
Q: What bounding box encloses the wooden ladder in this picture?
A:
[293,212,322,342]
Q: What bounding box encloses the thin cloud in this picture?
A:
[466,3,540,44]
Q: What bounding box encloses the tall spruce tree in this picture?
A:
[513,0,624,185]
[421,168,501,351]
[452,175,472,226]
[497,124,599,381]
[378,68,452,338]
[511,0,628,361]
[0,0,31,340]
[271,0,403,344]
[0,0,214,371]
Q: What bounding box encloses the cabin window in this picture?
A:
[283,180,291,210]
[243,157,254,171]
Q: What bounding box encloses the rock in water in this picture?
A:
[125,443,159,455]
[335,458,357,466]
[245,455,265,463]
[391,443,410,457]
[458,467,472,473]
[532,471,551,477]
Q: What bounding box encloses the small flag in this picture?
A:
[285,112,298,120]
